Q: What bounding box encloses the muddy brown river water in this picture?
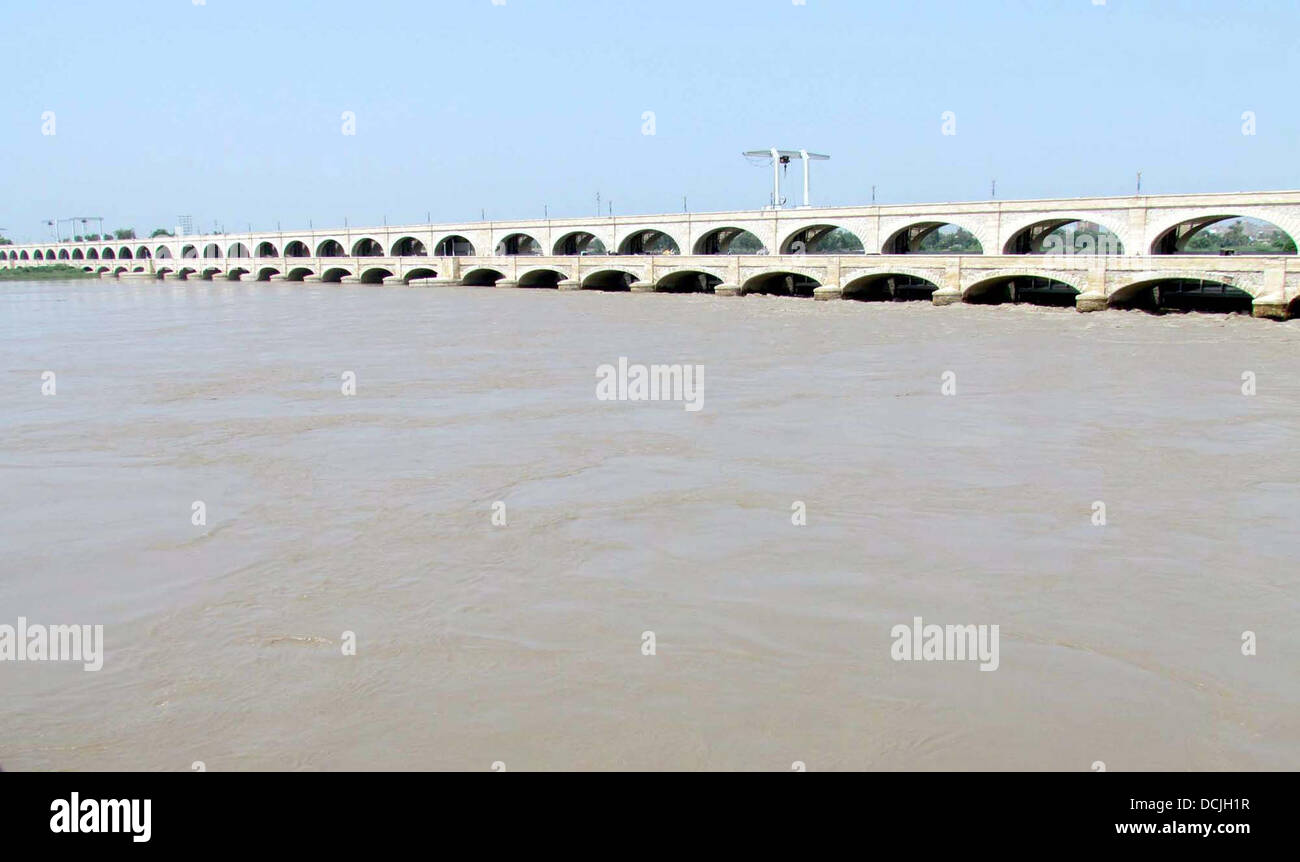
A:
[1,279,1297,770]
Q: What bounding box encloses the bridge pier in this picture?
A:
[630,283,656,293]
[268,275,288,282]
[812,284,843,301]
[382,276,406,285]
[1251,298,1291,320]
[340,276,363,285]
[303,276,323,283]
[931,289,962,307]
[1075,293,1109,313]
[409,277,460,287]
[556,280,582,290]
[715,283,741,297]
[495,279,519,289]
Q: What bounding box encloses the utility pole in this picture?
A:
[991,180,997,199]
[1136,171,1143,194]
[743,149,829,209]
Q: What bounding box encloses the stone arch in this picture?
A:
[360,267,394,284]
[284,241,311,257]
[1147,212,1300,255]
[228,242,251,259]
[391,236,427,256]
[255,241,279,258]
[461,267,505,286]
[119,247,134,259]
[963,271,1082,306]
[316,239,345,257]
[58,249,70,259]
[403,267,438,283]
[1000,213,1129,255]
[842,271,941,302]
[46,249,56,259]
[779,224,865,255]
[618,229,679,256]
[101,248,115,259]
[883,221,984,254]
[178,267,197,279]
[87,249,99,260]
[155,246,173,259]
[135,246,152,259]
[434,234,475,256]
[554,231,608,255]
[517,268,568,288]
[495,233,542,256]
[72,249,84,259]
[180,245,197,258]
[256,267,282,281]
[114,266,129,275]
[82,266,94,272]
[33,250,43,260]
[285,267,315,282]
[202,244,221,259]
[351,237,384,257]
[1108,275,1255,314]
[654,270,724,293]
[321,267,352,283]
[693,227,767,255]
[132,266,146,273]
[741,269,824,297]
[582,269,641,291]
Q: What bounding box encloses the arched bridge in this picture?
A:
[8,189,1300,318]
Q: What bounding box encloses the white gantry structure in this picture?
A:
[7,189,1300,319]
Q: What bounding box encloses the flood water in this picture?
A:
[2,278,1297,771]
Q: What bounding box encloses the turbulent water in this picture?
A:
[1,278,1297,771]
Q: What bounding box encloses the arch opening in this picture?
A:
[352,238,384,257]
[1152,216,1298,255]
[255,267,281,281]
[101,249,114,260]
[618,230,679,256]
[202,244,221,259]
[461,268,504,286]
[741,271,822,298]
[256,241,279,258]
[582,270,639,291]
[156,246,173,259]
[392,237,427,256]
[58,250,70,260]
[495,233,542,255]
[554,232,607,255]
[886,223,982,254]
[321,267,351,283]
[284,241,311,257]
[1109,278,1254,315]
[965,276,1080,307]
[227,243,251,259]
[181,245,198,259]
[434,235,475,256]
[359,267,394,284]
[694,227,766,255]
[782,225,864,254]
[403,268,438,283]
[843,273,939,302]
[119,248,134,259]
[655,270,722,294]
[87,249,99,259]
[1005,219,1124,255]
[285,267,314,282]
[72,249,84,260]
[518,269,567,288]
[317,240,345,257]
[135,246,152,259]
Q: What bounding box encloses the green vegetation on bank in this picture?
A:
[0,264,95,281]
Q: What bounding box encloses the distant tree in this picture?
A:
[86,233,101,241]
[74,235,84,242]
[0,236,12,246]
[150,228,174,238]
[113,228,136,240]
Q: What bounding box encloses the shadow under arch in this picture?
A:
[843,272,939,302]
[1108,277,1255,315]
[964,274,1080,307]
[741,270,822,297]
[655,270,722,293]
[461,268,505,286]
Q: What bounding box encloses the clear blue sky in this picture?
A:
[1,0,1296,241]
